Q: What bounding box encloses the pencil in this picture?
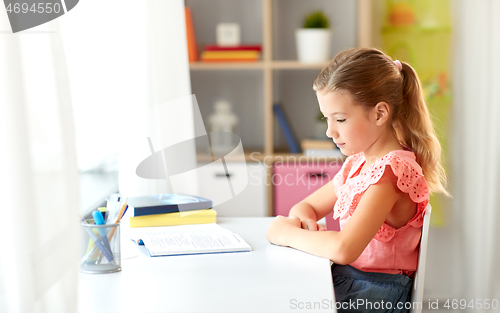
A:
[107,200,128,243]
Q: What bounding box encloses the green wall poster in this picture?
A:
[382,0,452,226]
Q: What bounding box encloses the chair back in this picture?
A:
[409,203,432,313]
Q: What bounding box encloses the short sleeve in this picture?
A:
[333,150,430,241]
[350,152,429,204]
[356,152,429,242]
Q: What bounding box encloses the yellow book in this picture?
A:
[200,50,260,60]
[129,209,217,228]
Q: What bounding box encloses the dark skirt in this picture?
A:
[331,264,414,313]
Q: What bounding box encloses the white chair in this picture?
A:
[409,204,432,313]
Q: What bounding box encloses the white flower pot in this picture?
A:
[295,28,332,63]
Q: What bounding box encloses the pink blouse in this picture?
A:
[332,150,429,276]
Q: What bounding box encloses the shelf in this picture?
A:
[382,25,452,33]
[197,150,266,163]
[190,62,266,70]
[189,61,329,70]
[196,149,345,164]
[244,152,344,164]
[197,151,345,164]
[271,152,344,162]
[187,0,360,215]
[271,61,329,70]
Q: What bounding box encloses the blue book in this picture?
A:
[273,103,301,153]
[128,194,212,217]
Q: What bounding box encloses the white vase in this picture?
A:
[295,28,332,63]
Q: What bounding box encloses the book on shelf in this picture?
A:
[200,50,260,62]
[129,208,217,228]
[273,103,301,153]
[185,7,198,62]
[127,194,212,217]
[125,223,252,257]
[203,44,262,52]
[300,139,343,157]
[301,138,335,150]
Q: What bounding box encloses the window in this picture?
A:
[59,0,148,172]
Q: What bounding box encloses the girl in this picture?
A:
[266,48,448,312]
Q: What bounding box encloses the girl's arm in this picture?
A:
[267,171,400,264]
[287,180,338,230]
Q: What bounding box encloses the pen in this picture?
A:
[92,210,112,260]
[121,205,129,220]
[80,219,115,263]
[114,199,128,223]
[85,227,99,254]
[107,200,128,243]
[98,206,108,221]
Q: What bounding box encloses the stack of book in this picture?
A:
[301,139,343,157]
[124,194,252,258]
[200,44,261,62]
[127,194,216,228]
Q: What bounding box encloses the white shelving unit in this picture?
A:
[187,0,366,214]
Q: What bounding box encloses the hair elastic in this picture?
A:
[393,60,402,72]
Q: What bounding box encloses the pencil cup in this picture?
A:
[79,221,122,274]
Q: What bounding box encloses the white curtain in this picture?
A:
[452,0,500,306]
[0,13,79,313]
[0,0,195,312]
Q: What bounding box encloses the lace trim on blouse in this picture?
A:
[332,151,430,242]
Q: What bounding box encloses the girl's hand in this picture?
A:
[293,216,327,231]
[266,215,301,246]
[289,214,326,231]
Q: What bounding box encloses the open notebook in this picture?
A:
[124,223,252,257]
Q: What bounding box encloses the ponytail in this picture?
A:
[395,62,449,196]
[313,48,448,196]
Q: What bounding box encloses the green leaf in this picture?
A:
[303,11,330,29]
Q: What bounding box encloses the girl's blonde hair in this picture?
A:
[313,48,448,195]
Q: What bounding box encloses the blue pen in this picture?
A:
[80,219,114,263]
[92,210,113,258]
[121,205,129,219]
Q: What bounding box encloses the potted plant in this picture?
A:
[295,11,332,63]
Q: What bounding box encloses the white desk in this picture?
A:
[78,217,336,313]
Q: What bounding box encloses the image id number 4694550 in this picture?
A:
[443,299,498,310]
[6,3,62,14]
